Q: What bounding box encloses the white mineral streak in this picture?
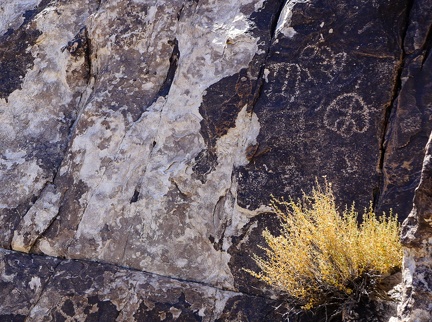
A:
[1,1,94,241]
[0,0,41,34]
[212,106,272,252]
[11,184,61,253]
[5,0,274,291]
[398,245,432,322]
[275,0,309,38]
[38,0,268,289]
[129,1,265,288]
[28,276,42,291]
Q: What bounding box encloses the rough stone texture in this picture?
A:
[0,0,99,249]
[236,0,407,214]
[398,133,432,321]
[0,249,284,321]
[0,0,431,320]
[376,0,432,218]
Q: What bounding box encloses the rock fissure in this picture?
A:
[422,26,432,67]
[0,247,275,302]
[25,259,62,320]
[95,0,103,12]
[373,0,426,218]
[132,36,180,122]
[248,0,287,115]
[65,25,97,140]
[377,0,415,172]
[119,232,131,264]
[130,189,140,203]
[271,0,290,40]
[23,191,64,256]
[116,266,273,302]
[84,28,94,86]
[9,171,62,251]
[176,4,185,21]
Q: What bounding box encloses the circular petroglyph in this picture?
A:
[324,93,370,138]
[300,45,347,79]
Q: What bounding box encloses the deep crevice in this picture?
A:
[248,0,287,114]
[177,4,185,21]
[210,194,227,251]
[375,0,416,210]
[62,25,95,138]
[270,0,288,39]
[130,189,140,203]
[60,25,93,85]
[421,23,432,67]
[133,38,180,122]
[157,39,180,97]
[95,0,103,11]
[84,28,94,85]
[0,247,275,302]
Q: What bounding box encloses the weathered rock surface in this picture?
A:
[0,248,284,321]
[0,0,431,320]
[376,0,432,218]
[398,132,432,321]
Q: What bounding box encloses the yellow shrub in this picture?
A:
[245,182,402,310]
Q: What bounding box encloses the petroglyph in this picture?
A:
[266,63,304,105]
[300,45,347,80]
[280,63,302,103]
[266,45,348,107]
[324,93,370,138]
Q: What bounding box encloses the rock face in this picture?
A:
[398,133,432,321]
[376,0,432,219]
[0,248,284,321]
[0,0,431,320]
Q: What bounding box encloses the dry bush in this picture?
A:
[245,182,402,312]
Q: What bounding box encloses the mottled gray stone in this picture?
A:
[0,249,283,321]
[397,133,432,322]
[0,0,431,321]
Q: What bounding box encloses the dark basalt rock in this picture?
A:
[376,0,432,219]
[236,0,408,213]
[228,212,280,297]
[0,26,41,101]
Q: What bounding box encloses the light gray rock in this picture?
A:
[0,0,98,249]
[0,0,42,34]
[4,0,270,290]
